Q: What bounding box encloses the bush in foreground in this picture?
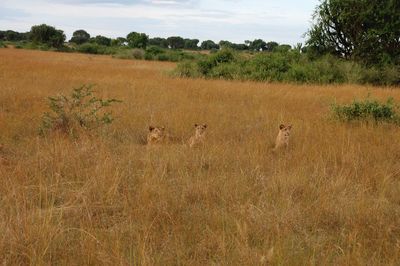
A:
[39,85,121,137]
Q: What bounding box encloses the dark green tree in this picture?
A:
[0,30,29,41]
[306,0,400,65]
[219,40,248,50]
[167,36,185,49]
[248,39,267,51]
[184,38,199,50]
[200,40,219,50]
[219,40,233,49]
[148,37,169,48]
[30,24,65,48]
[265,41,279,52]
[70,30,90,45]
[127,32,149,49]
[91,35,111,46]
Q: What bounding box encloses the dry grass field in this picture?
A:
[1,48,400,265]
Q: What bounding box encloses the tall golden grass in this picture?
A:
[1,48,400,265]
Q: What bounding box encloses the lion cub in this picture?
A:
[188,124,207,148]
[147,126,167,145]
[274,124,292,150]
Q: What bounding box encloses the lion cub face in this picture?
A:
[274,124,292,149]
[147,126,166,144]
[189,124,207,148]
[194,124,207,137]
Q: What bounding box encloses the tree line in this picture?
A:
[0,24,289,52]
[1,0,399,67]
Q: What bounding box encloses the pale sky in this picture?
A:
[0,0,319,45]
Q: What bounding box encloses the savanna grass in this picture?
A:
[1,49,400,265]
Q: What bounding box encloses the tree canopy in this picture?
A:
[70,30,90,45]
[200,40,219,50]
[30,24,65,48]
[306,0,400,65]
[127,32,149,49]
[92,35,111,46]
[184,38,199,50]
[167,36,185,49]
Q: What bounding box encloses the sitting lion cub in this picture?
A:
[188,124,207,148]
[147,126,167,145]
[274,124,292,150]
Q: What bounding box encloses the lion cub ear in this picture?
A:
[203,124,207,128]
[279,124,285,130]
[194,124,198,127]
[149,126,154,131]
[287,125,292,130]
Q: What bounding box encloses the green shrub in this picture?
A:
[76,43,116,55]
[146,46,164,56]
[157,54,169,61]
[209,63,241,79]
[243,52,291,82]
[174,61,198,78]
[381,66,400,86]
[144,53,154,60]
[39,85,121,136]
[132,48,144,59]
[209,49,236,64]
[174,48,399,86]
[332,97,399,124]
[195,49,237,76]
[77,43,102,54]
[112,48,135,59]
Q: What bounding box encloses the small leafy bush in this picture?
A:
[40,85,121,136]
[332,97,399,124]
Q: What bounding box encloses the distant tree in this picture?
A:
[274,44,291,52]
[167,36,185,49]
[219,40,248,50]
[0,30,28,41]
[70,30,90,45]
[148,37,169,48]
[117,37,128,46]
[265,41,279,52]
[306,0,400,65]
[219,40,233,49]
[249,39,267,51]
[91,35,111,46]
[232,43,248,50]
[127,32,149,49]
[200,40,219,50]
[30,24,65,48]
[183,38,199,50]
[111,37,127,46]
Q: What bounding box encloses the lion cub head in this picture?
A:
[189,124,207,148]
[147,126,166,145]
[274,124,292,150]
